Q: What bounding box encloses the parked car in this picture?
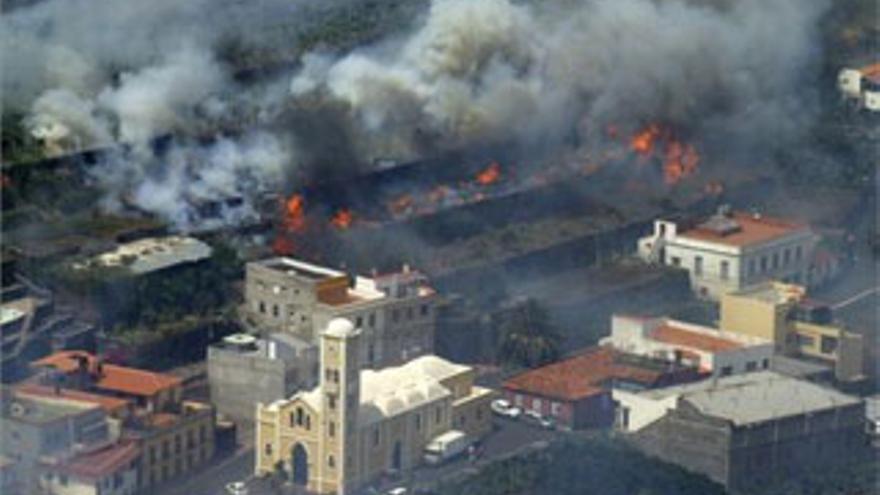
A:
[386,487,408,495]
[523,410,555,430]
[225,481,248,495]
[491,399,522,419]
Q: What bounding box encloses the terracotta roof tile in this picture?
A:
[54,441,139,481]
[679,212,808,247]
[32,351,181,397]
[502,347,665,402]
[14,384,132,414]
[649,324,743,353]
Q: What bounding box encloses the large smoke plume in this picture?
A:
[292,0,829,162]
[2,0,830,229]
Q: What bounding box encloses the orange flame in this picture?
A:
[282,194,306,232]
[630,124,662,157]
[330,209,353,229]
[475,161,502,185]
[663,141,699,185]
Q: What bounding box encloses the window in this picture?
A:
[762,358,770,369]
[175,434,182,454]
[551,402,561,416]
[368,344,375,364]
[670,256,681,267]
[265,443,273,456]
[200,426,207,442]
[783,249,791,266]
[820,336,839,355]
[748,259,756,276]
[694,256,703,277]
[795,245,803,261]
[272,305,279,317]
[373,428,380,446]
[746,361,757,372]
[356,316,363,328]
[328,455,335,468]
[150,446,156,463]
[760,256,768,273]
[327,394,337,410]
[392,309,400,323]
[435,407,442,424]
[771,253,779,270]
[162,441,170,459]
[514,394,523,407]
[259,301,266,314]
[407,307,414,320]
[296,408,304,426]
[720,366,733,376]
[420,305,429,317]
[368,313,376,327]
[328,421,336,438]
[532,398,542,412]
[720,260,730,280]
[415,413,422,431]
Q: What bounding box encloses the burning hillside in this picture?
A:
[1,0,831,231]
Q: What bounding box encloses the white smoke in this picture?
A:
[95,131,291,231]
[291,0,829,160]
[97,45,227,149]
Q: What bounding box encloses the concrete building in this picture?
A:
[502,347,702,430]
[29,351,216,492]
[208,332,318,422]
[72,236,213,276]
[838,62,880,112]
[0,388,112,494]
[254,318,494,495]
[604,315,774,377]
[720,282,865,382]
[244,257,438,369]
[615,371,865,492]
[638,207,820,299]
[39,440,139,495]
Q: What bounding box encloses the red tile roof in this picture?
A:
[54,441,139,482]
[679,212,808,247]
[649,324,743,353]
[503,347,665,402]
[31,351,181,397]
[15,384,132,414]
[861,63,880,84]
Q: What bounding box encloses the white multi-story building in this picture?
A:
[637,207,820,299]
[244,257,438,369]
[603,315,774,377]
[838,63,880,112]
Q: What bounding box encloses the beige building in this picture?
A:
[244,258,438,369]
[638,207,820,299]
[255,319,494,495]
[604,315,774,377]
[720,282,865,382]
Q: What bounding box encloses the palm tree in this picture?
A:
[496,298,562,368]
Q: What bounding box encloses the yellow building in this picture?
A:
[720,282,865,382]
[255,318,494,494]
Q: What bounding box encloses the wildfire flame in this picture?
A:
[629,123,700,185]
[630,124,662,157]
[273,194,306,255]
[330,209,353,229]
[475,161,502,186]
[663,141,699,185]
[282,194,306,232]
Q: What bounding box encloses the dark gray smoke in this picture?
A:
[2,0,830,229]
[291,0,829,162]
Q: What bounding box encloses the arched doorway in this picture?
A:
[292,443,308,486]
[391,441,402,471]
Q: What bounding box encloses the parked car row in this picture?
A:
[491,399,555,429]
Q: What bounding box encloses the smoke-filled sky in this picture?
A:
[1,0,830,229]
